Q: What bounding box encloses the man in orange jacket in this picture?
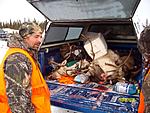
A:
[0,22,51,113]
[138,25,150,113]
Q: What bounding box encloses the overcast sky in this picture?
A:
[0,0,45,22]
[132,0,150,38]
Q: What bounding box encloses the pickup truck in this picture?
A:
[27,0,149,112]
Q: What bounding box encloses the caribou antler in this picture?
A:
[48,43,74,68]
[105,49,133,73]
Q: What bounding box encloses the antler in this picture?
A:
[105,49,133,73]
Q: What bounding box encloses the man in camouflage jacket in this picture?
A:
[4,22,43,113]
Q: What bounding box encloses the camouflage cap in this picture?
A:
[19,22,42,38]
[138,25,150,59]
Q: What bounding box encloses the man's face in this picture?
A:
[24,30,42,50]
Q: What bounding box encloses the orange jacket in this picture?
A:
[0,48,51,113]
[138,69,150,113]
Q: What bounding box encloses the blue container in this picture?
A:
[47,81,139,113]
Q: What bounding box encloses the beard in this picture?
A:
[32,43,41,50]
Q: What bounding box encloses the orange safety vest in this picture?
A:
[0,48,51,113]
[138,69,150,113]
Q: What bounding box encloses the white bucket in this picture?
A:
[84,32,108,60]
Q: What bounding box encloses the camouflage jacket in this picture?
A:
[142,65,150,113]
[4,34,39,113]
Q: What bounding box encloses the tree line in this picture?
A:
[0,19,47,31]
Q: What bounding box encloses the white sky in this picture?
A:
[132,0,150,39]
[0,0,46,22]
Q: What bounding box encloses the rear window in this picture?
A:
[43,26,83,44]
